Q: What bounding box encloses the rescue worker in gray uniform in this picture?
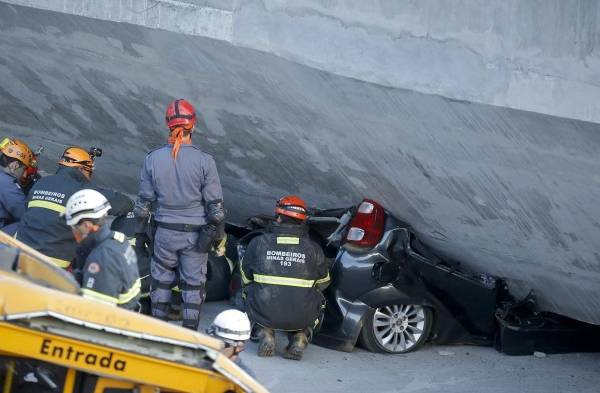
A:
[134,99,225,330]
[65,189,141,310]
[0,138,34,236]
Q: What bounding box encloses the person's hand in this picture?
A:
[215,234,227,257]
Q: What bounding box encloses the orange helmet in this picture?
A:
[275,195,309,221]
[58,147,94,170]
[165,99,196,130]
[0,137,33,167]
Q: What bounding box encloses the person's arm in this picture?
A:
[202,155,224,206]
[240,238,258,286]
[1,181,26,221]
[313,244,330,291]
[202,156,226,248]
[133,155,157,219]
[95,187,134,217]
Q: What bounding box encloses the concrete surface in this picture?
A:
[201,301,600,393]
[3,0,600,123]
[233,0,600,123]
[0,2,599,326]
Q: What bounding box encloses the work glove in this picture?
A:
[214,234,227,257]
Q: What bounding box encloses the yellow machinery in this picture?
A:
[0,231,268,393]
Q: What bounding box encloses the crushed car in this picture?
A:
[222,199,600,355]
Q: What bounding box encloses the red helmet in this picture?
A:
[275,195,308,221]
[165,99,196,130]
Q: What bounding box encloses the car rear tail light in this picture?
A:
[345,199,385,248]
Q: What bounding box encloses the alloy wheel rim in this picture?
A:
[373,304,426,352]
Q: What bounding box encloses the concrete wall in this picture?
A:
[233,0,600,123]
[1,2,599,325]
[2,0,235,41]
[3,0,600,123]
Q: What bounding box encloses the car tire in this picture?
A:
[205,254,232,302]
[360,304,433,353]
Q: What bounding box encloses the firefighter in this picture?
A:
[0,138,33,236]
[17,146,133,269]
[65,189,141,310]
[241,195,330,360]
[207,309,255,377]
[134,99,225,331]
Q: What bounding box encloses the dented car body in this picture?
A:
[231,199,600,355]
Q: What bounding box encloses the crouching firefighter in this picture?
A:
[0,138,34,236]
[241,195,330,360]
[134,99,225,330]
[65,189,141,310]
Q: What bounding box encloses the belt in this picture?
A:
[156,221,203,232]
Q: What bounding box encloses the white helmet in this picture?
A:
[209,309,251,341]
[64,189,111,226]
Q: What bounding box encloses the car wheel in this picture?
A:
[205,254,232,302]
[360,304,432,353]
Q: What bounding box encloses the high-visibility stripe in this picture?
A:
[315,272,330,285]
[253,274,315,288]
[240,259,252,285]
[112,231,126,243]
[49,257,71,269]
[81,288,119,305]
[27,200,65,214]
[276,236,299,245]
[118,278,141,304]
[82,279,141,305]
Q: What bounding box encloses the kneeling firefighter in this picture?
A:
[17,146,133,269]
[241,195,330,360]
[65,189,141,310]
[134,99,225,330]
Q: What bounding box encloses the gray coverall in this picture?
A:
[136,144,223,330]
[0,171,26,236]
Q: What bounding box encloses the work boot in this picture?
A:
[284,330,308,361]
[257,327,275,357]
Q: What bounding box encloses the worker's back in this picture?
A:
[140,144,222,225]
[18,167,133,268]
[17,167,89,268]
[243,222,329,331]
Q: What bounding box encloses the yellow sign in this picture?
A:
[39,338,127,372]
